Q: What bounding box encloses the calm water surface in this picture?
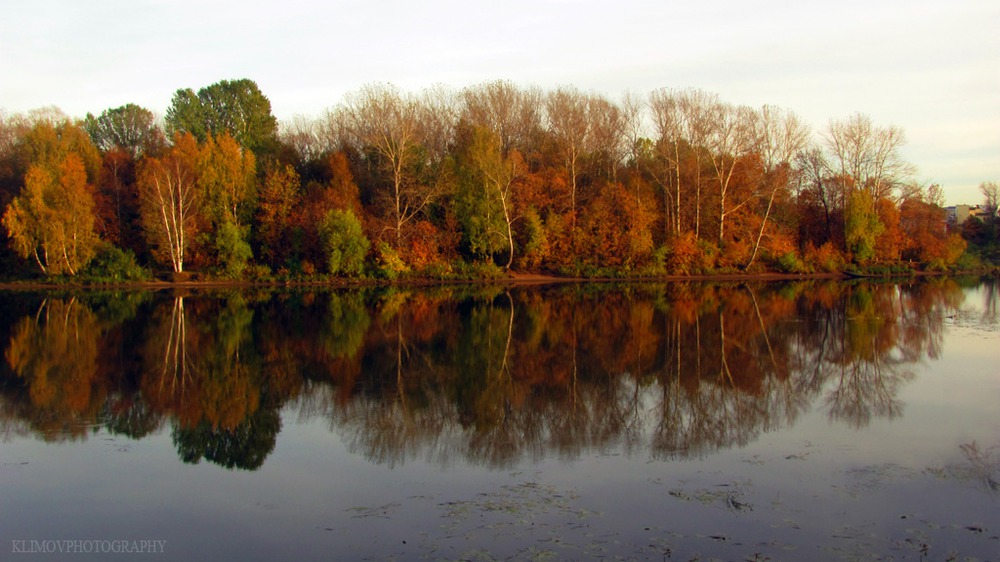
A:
[1,279,997,561]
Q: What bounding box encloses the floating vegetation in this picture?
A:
[927,441,1000,494]
[666,480,755,513]
[413,481,602,561]
[842,463,918,498]
[346,502,402,519]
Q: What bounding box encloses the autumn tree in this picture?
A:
[13,111,101,184]
[92,148,142,252]
[198,132,257,275]
[3,154,100,275]
[845,190,883,264]
[317,151,364,214]
[1,113,101,274]
[255,163,300,267]
[899,186,965,268]
[137,133,202,273]
[874,196,904,262]
[577,182,655,268]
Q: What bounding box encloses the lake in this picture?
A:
[0,279,997,561]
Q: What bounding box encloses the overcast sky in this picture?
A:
[2,0,996,204]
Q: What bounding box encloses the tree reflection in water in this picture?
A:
[0,278,990,469]
[3,297,101,440]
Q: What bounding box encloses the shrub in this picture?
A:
[319,209,370,277]
[518,208,549,270]
[650,245,669,273]
[450,260,504,280]
[777,251,807,274]
[245,264,272,282]
[403,220,445,270]
[214,221,253,278]
[717,239,750,270]
[82,244,150,282]
[300,260,317,277]
[663,233,699,274]
[953,250,985,271]
[375,242,409,280]
[804,242,846,273]
[419,262,454,279]
[696,240,719,273]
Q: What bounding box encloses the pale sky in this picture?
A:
[2,0,997,204]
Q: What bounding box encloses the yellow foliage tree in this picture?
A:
[2,154,99,275]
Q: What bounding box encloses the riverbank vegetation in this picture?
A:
[1,79,997,283]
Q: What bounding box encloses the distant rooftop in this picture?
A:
[945,204,989,224]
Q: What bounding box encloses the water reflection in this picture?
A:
[0,278,992,470]
[4,297,101,439]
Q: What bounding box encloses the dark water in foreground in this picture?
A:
[0,279,997,561]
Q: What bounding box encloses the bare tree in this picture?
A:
[461,80,542,154]
[679,90,716,238]
[337,83,433,249]
[824,112,914,203]
[706,101,756,244]
[648,88,717,238]
[585,93,626,183]
[0,110,18,159]
[746,105,810,268]
[620,90,646,172]
[620,89,650,221]
[545,86,591,224]
[981,181,999,217]
[417,84,458,169]
[278,114,324,164]
[648,88,684,237]
[795,146,837,242]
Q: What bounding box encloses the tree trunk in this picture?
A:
[747,185,778,269]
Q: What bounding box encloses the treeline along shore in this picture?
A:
[2,78,998,284]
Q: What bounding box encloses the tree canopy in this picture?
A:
[84,103,163,158]
[165,78,278,155]
[1,78,995,281]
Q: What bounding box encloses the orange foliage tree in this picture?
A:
[137,133,202,273]
[3,154,100,275]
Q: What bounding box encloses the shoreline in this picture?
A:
[0,268,989,292]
